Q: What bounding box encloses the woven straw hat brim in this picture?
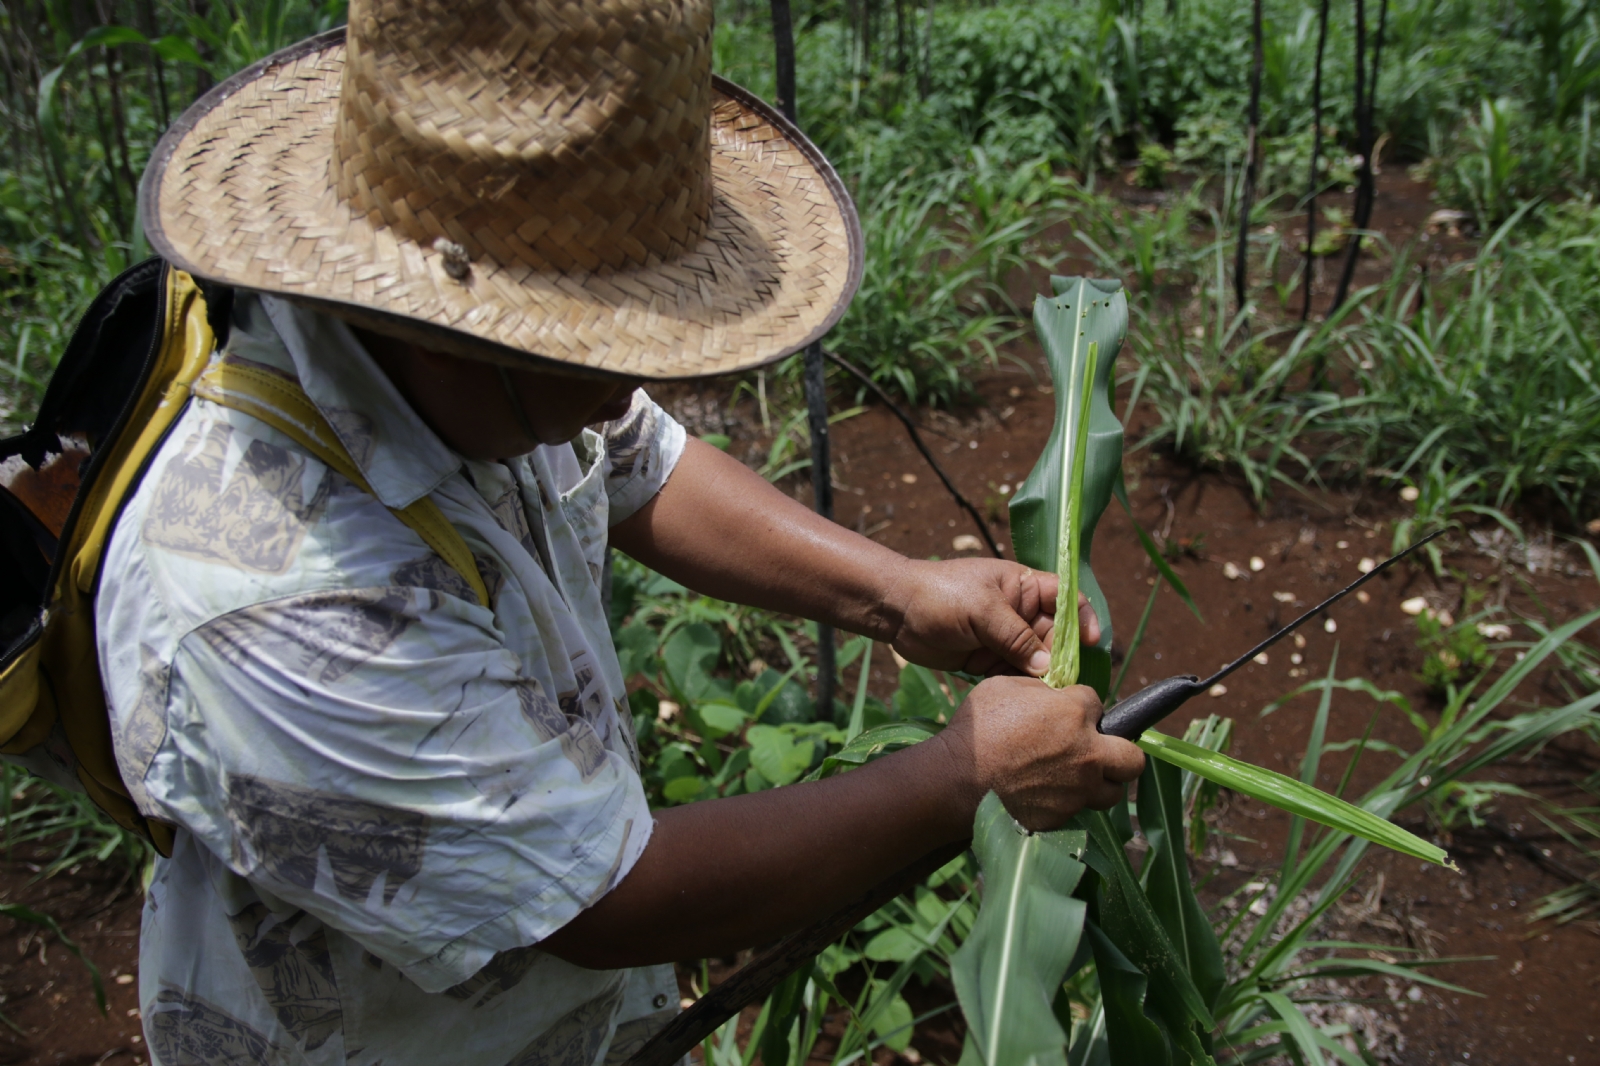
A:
[140,28,863,380]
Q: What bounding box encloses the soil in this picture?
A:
[4,170,1596,1066]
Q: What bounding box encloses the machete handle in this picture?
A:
[1097,675,1205,739]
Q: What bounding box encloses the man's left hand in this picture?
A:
[885,558,1100,678]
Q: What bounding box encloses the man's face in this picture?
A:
[357,328,642,459]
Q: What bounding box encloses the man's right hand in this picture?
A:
[934,675,1147,833]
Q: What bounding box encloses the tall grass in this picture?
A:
[1094,186,1600,521]
[1333,200,1600,518]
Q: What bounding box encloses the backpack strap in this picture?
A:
[191,360,490,608]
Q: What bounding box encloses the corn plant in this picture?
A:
[944,277,1456,1066]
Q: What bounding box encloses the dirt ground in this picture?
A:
[3,172,1597,1064]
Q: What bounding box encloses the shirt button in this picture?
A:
[653,993,669,1009]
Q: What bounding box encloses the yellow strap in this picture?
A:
[193,361,490,608]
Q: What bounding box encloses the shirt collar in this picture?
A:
[255,294,462,510]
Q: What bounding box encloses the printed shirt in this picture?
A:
[92,293,686,1066]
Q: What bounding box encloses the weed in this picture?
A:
[1337,200,1600,520]
[1415,610,1492,696]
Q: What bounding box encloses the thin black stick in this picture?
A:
[1331,0,1389,313]
[803,344,837,716]
[141,0,170,130]
[919,0,933,100]
[771,0,837,717]
[823,348,1004,559]
[1301,0,1331,321]
[1233,0,1264,318]
[770,0,797,123]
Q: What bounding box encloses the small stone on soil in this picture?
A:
[1249,556,1264,571]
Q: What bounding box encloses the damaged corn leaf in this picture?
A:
[1009,276,1127,696]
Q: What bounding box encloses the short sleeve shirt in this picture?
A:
[94,293,686,1066]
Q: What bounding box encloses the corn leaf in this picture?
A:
[959,279,1129,1066]
[1084,921,1172,1066]
[1077,809,1216,1037]
[1010,277,1127,697]
[1137,730,1456,869]
[1136,756,1225,1013]
[952,793,1088,1066]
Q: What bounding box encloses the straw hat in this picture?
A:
[140,0,862,379]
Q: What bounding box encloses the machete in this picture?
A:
[624,529,1444,1066]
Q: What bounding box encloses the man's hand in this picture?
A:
[885,558,1100,678]
[936,675,1145,832]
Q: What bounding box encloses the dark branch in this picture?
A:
[822,348,1005,560]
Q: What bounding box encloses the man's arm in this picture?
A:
[609,438,1096,677]
[545,440,1139,970]
[540,677,1143,970]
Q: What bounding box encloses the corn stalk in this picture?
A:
[952,278,1456,1066]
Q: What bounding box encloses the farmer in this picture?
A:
[114,0,1145,1062]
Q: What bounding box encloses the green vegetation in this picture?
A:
[6,0,1600,1061]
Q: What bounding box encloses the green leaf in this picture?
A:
[863,926,926,963]
[1136,757,1224,1012]
[746,725,814,787]
[1137,730,1456,869]
[151,34,206,65]
[1260,990,1330,1066]
[952,793,1088,1066]
[1009,277,1127,698]
[869,983,916,1052]
[697,701,748,738]
[0,904,103,1012]
[1077,809,1215,1035]
[662,775,708,803]
[809,720,938,780]
[1085,921,1172,1066]
[662,623,721,702]
[895,662,958,719]
[759,961,813,1066]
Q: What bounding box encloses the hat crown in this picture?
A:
[333,0,714,273]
